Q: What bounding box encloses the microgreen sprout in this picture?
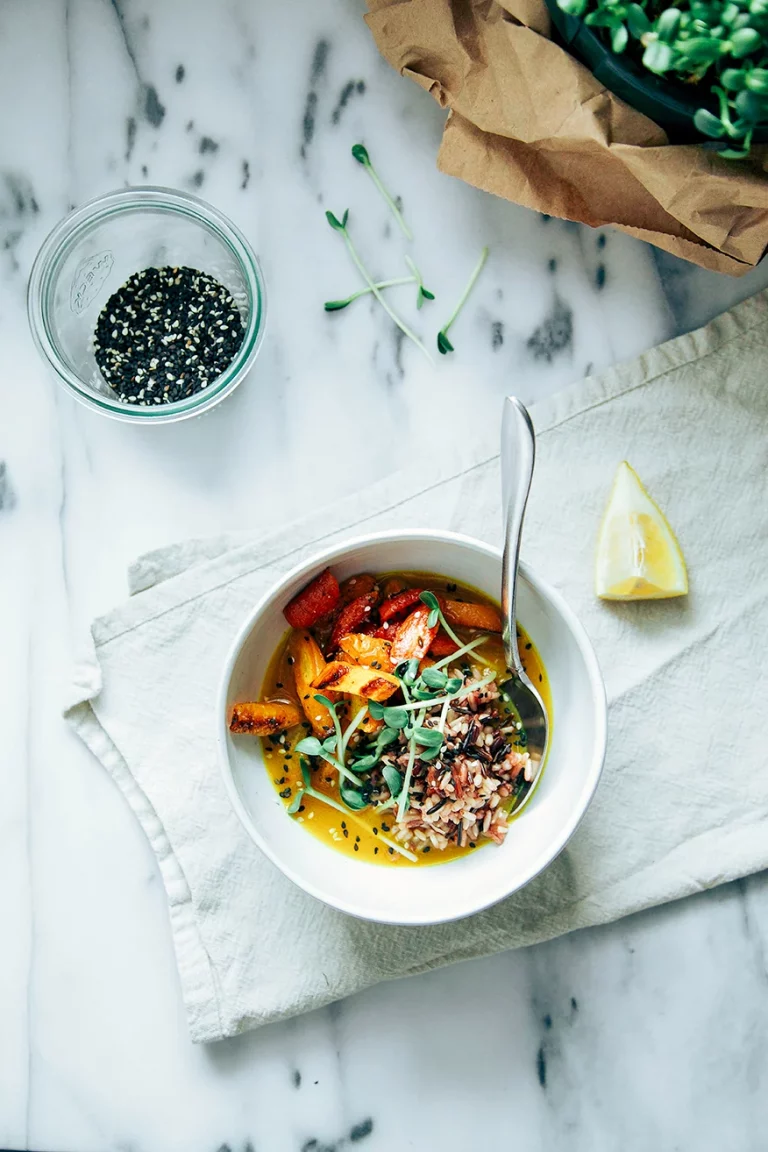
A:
[404,255,436,310]
[397,728,421,821]
[295,694,364,788]
[326,209,434,364]
[436,246,489,354]
[430,634,489,671]
[557,0,768,157]
[382,764,403,800]
[340,704,370,757]
[419,591,491,666]
[317,691,343,753]
[288,759,417,860]
[393,670,497,714]
[351,143,413,239]
[324,276,417,312]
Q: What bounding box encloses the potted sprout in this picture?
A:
[546,0,768,156]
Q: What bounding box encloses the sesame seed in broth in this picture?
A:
[93,265,245,405]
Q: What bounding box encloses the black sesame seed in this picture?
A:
[93,266,245,406]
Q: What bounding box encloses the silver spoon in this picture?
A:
[500,396,549,811]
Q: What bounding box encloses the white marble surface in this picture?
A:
[1,1,768,1149]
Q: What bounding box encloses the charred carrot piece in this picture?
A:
[379,587,424,623]
[348,693,384,734]
[288,630,335,737]
[284,568,340,629]
[429,630,459,657]
[389,605,439,664]
[330,591,380,649]
[338,633,393,668]
[442,599,502,633]
[229,701,302,735]
[380,576,408,599]
[339,573,378,604]
[311,661,400,701]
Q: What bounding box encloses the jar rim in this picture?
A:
[27,186,266,424]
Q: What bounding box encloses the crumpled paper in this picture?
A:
[366,0,768,275]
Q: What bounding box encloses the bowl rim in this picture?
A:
[26,185,267,425]
[216,528,607,925]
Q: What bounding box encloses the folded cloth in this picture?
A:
[66,292,768,1042]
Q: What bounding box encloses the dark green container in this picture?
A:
[543,0,768,144]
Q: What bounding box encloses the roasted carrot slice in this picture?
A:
[389,605,439,664]
[229,701,302,735]
[380,576,408,599]
[379,587,424,623]
[442,599,502,633]
[339,573,378,604]
[373,621,397,639]
[429,630,459,657]
[339,633,393,668]
[311,661,400,700]
[288,630,334,737]
[284,568,340,629]
[330,591,380,649]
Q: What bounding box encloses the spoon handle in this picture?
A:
[501,396,536,677]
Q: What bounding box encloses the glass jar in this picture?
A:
[27,186,266,423]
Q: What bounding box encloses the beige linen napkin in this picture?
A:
[66,292,768,1043]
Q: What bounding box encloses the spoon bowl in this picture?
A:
[500,396,550,811]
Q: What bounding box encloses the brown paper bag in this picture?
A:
[366,0,768,275]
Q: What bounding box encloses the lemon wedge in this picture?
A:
[595,461,688,601]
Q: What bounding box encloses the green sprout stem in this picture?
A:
[352,143,412,239]
[322,695,349,791]
[420,591,492,667]
[319,749,364,788]
[430,635,488,672]
[333,222,435,366]
[404,255,436,310]
[437,246,489,354]
[340,705,369,757]
[396,708,426,822]
[368,167,412,240]
[437,615,469,653]
[324,276,416,312]
[437,696,452,734]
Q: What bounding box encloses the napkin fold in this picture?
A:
[66,293,768,1042]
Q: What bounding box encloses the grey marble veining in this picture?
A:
[1,1,767,1150]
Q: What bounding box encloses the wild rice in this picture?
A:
[368,667,530,852]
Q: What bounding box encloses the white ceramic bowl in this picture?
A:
[217,530,606,925]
